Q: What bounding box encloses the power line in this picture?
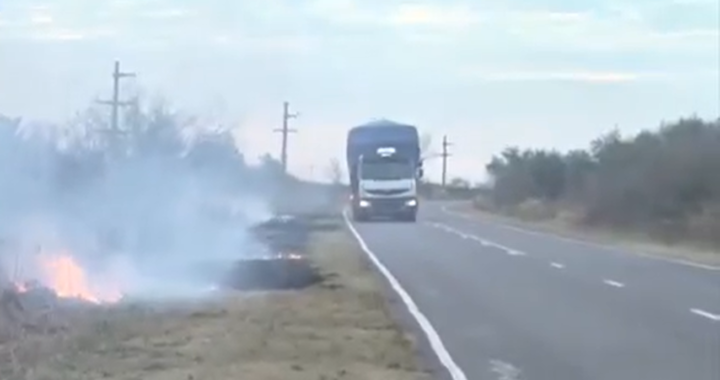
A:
[273,101,299,173]
[441,135,453,188]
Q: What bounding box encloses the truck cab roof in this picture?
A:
[346,120,419,162]
[353,119,414,129]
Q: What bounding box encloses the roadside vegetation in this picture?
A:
[1,221,431,380]
[475,116,720,254]
[0,96,336,248]
[2,91,429,379]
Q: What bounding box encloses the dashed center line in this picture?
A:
[489,359,522,380]
[690,308,720,321]
[428,222,527,257]
[429,215,720,329]
[440,205,720,271]
[603,279,625,288]
[506,249,526,256]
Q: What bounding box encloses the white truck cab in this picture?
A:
[352,147,419,222]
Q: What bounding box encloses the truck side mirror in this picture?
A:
[418,168,424,178]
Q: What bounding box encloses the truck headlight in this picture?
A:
[359,200,370,207]
[405,199,417,207]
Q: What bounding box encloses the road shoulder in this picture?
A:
[0,220,433,380]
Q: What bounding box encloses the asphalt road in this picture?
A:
[345,201,720,380]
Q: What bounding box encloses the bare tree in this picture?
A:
[420,132,433,158]
[326,158,343,185]
[449,177,470,188]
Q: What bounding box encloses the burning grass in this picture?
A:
[0,218,432,380]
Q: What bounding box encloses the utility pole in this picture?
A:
[273,101,299,173]
[97,61,136,133]
[441,135,452,188]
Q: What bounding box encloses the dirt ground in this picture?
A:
[0,224,433,380]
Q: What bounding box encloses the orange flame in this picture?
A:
[36,252,122,304]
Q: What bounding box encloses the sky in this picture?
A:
[0,0,718,182]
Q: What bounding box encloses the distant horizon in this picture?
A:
[3,107,716,187]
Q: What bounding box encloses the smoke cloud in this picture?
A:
[0,103,283,301]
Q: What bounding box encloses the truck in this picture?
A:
[345,119,423,222]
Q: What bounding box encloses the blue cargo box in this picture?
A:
[346,120,420,167]
[345,120,421,192]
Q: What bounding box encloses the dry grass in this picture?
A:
[0,227,432,380]
[464,199,720,266]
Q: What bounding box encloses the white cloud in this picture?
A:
[209,34,318,53]
[30,14,54,25]
[652,0,717,6]
[306,0,380,26]
[461,70,666,83]
[661,28,719,38]
[211,35,233,46]
[13,3,56,25]
[487,8,717,52]
[2,0,709,56]
[499,10,593,24]
[141,8,193,20]
[32,30,86,41]
[681,0,716,3]
[107,0,145,9]
[388,4,480,28]
[27,4,52,12]
[304,1,715,54]
[29,27,117,42]
[603,4,646,22]
[308,1,481,30]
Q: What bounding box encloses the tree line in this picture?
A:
[483,116,720,247]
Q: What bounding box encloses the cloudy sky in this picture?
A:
[0,0,718,181]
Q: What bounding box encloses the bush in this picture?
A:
[510,199,556,221]
[483,116,720,248]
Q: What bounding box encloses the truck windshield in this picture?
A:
[360,160,414,180]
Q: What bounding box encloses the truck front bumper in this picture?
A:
[355,197,418,216]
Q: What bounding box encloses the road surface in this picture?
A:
[345,201,720,380]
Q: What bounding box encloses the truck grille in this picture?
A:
[365,189,406,196]
[367,198,408,210]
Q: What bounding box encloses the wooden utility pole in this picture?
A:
[274,101,299,173]
[441,135,452,188]
[97,61,136,133]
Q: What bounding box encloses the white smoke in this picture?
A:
[0,103,282,300]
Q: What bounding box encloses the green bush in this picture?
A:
[483,116,720,248]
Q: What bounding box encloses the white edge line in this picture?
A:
[690,308,720,321]
[550,262,565,269]
[441,206,720,271]
[343,210,468,380]
[603,279,625,288]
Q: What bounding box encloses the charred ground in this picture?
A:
[0,211,432,380]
